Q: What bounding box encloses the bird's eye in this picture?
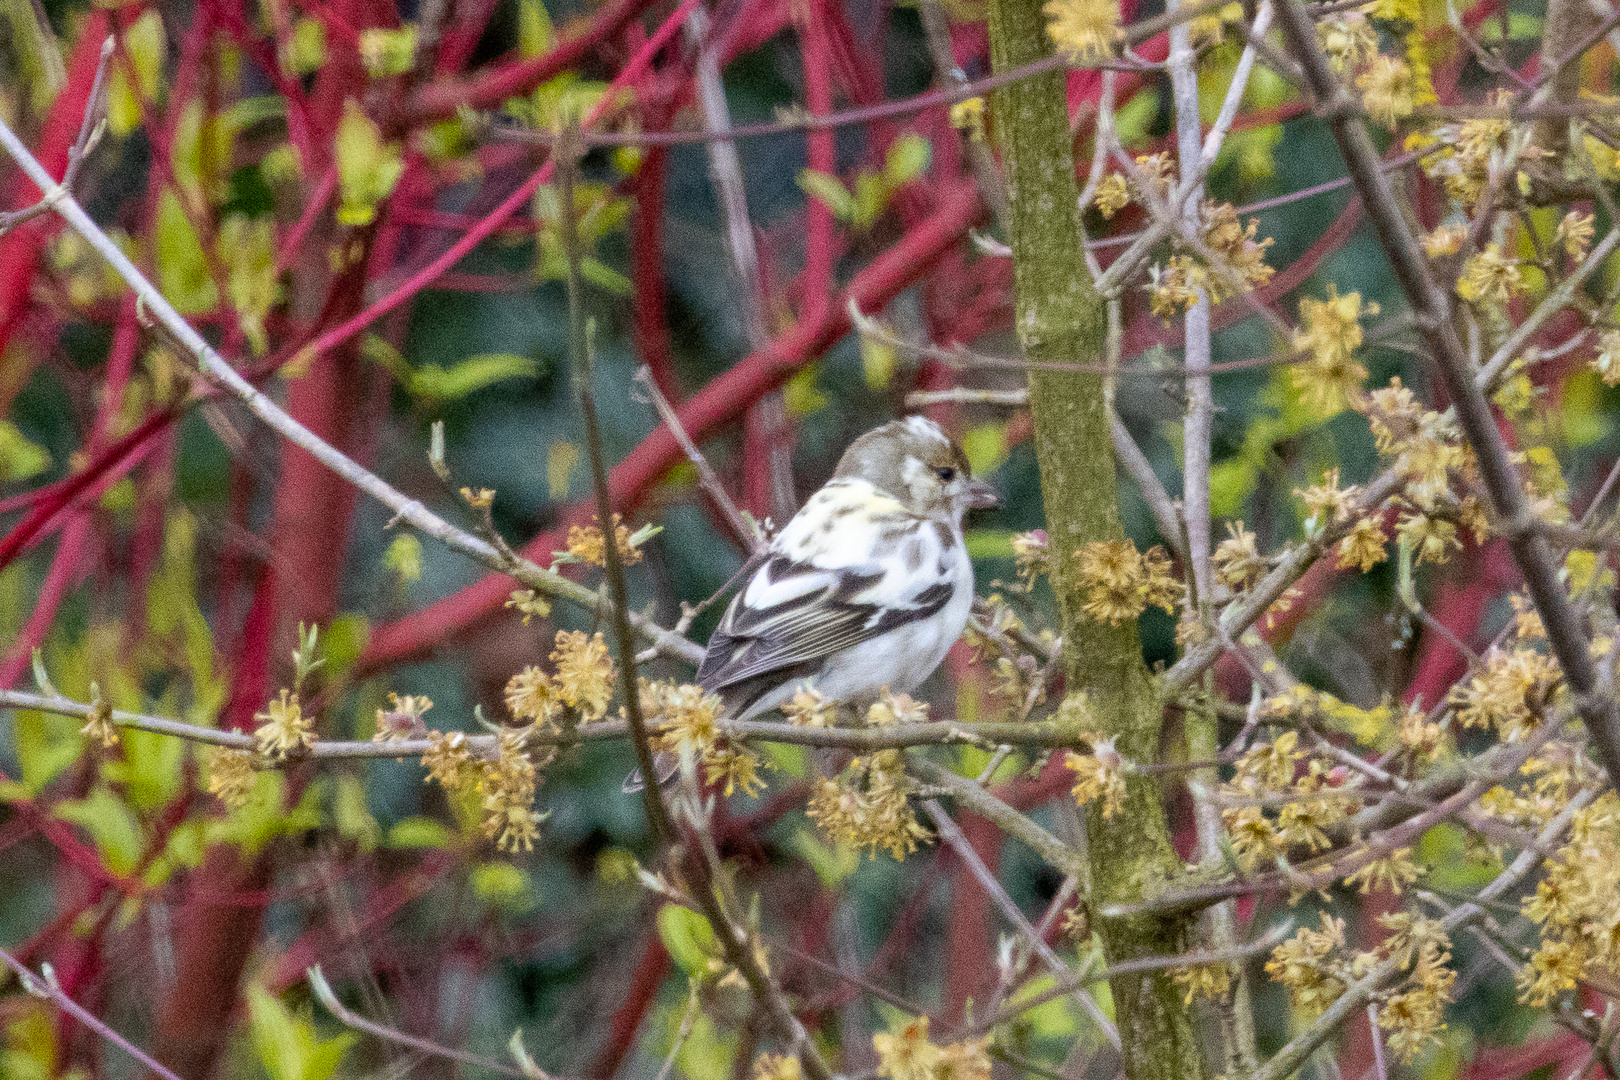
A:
[935,467,957,483]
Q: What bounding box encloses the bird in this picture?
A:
[627,415,999,791]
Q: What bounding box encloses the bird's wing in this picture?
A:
[696,512,958,698]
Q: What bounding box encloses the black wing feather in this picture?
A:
[697,550,955,696]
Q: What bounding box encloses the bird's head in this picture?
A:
[833,416,1001,523]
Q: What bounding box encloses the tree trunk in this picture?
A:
[984,5,1206,1079]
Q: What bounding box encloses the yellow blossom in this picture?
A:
[1449,648,1563,741]
[1213,520,1265,591]
[1067,739,1127,818]
[1171,962,1233,1004]
[1337,515,1389,571]
[873,1016,990,1080]
[1266,913,1348,1017]
[207,747,257,810]
[783,685,836,727]
[1456,244,1522,304]
[649,681,724,755]
[808,750,930,859]
[505,666,562,727]
[482,727,549,853]
[1074,539,1180,624]
[562,514,645,567]
[505,588,552,624]
[1010,529,1051,584]
[1558,210,1595,261]
[1593,329,1620,385]
[1091,173,1130,218]
[80,685,118,749]
[254,689,314,760]
[1357,55,1415,126]
[1317,13,1377,70]
[753,1054,804,1080]
[1292,286,1376,414]
[1200,200,1274,292]
[551,630,616,720]
[374,692,433,743]
[1517,937,1585,1006]
[948,97,986,142]
[1147,255,1207,319]
[421,729,479,794]
[1396,512,1461,566]
[1042,0,1121,60]
[867,692,929,727]
[1342,846,1423,893]
[1421,224,1465,257]
[1296,468,1359,528]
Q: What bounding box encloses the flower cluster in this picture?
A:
[872,1016,991,1080]
[482,727,551,853]
[1213,521,1266,591]
[254,689,315,760]
[207,747,257,810]
[1221,730,1359,871]
[373,692,433,744]
[1516,791,1620,1005]
[645,679,766,796]
[1073,539,1181,624]
[1067,735,1127,819]
[1415,96,1512,208]
[1291,286,1376,416]
[504,630,618,729]
[561,513,645,567]
[808,747,930,859]
[1449,647,1563,742]
[1199,199,1275,296]
[1041,0,1121,60]
[1171,961,1233,1004]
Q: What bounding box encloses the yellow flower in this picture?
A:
[1317,13,1377,71]
[1292,286,1376,415]
[1067,738,1127,818]
[872,1017,989,1080]
[1296,468,1359,527]
[254,689,314,760]
[1357,55,1415,126]
[1342,846,1423,893]
[1200,200,1274,292]
[867,691,929,727]
[505,666,562,727]
[1213,520,1265,591]
[1421,224,1465,258]
[1456,244,1522,304]
[807,750,930,859]
[1172,962,1233,1004]
[1266,913,1348,1017]
[482,727,549,853]
[949,97,986,142]
[207,747,257,810]
[421,729,479,794]
[1042,0,1121,60]
[1558,210,1595,261]
[1337,515,1389,572]
[562,514,645,567]
[1395,512,1461,566]
[1074,539,1180,624]
[1593,329,1620,385]
[753,1054,804,1080]
[783,685,836,727]
[551,630,616,720]
[704,743,768,797]
[374,692,433,743]
[1449,648,1563,741]
[1091,173,1130,218]
[505,588,552,624]
[1517,937,1585,1006]
[1147,255,1207,320]
[649,681,723,755]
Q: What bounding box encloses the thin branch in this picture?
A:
[308,966,531,1078]
[633,366,765,554]
[0,944,184,1080]
[0,36,114,237]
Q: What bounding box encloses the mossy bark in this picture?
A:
[985,5,1205,1079]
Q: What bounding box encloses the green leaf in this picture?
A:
[217,214,281,354]
[0,420,50,482]
[383,534,423,583]
[961,422,1008,477]
[319,613,370,683]
[282,18,326,76]
[852,171,887,230]
[102,727,184,811]
[471,861,536,913]
[107,11,165,136]
[248,985,355,1080]
[334,100,404,227]
[154,188,219,314]
[171,98,235,205]
[8,709,83,795]
[331,775,380,851]
[656,903,718,974]
[965,529,1017,559]
[387,816,453,848]
[787,828,859,888]
[54,787,144,876]
[518,0,554,57]
[359,24,418,78]
[796,169,855,222]
[884,134,931,186]
[407,353,540,402]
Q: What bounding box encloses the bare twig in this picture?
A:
[0,944,184,1080]
[0,36,114,237]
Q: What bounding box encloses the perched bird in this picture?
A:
[628,416,999,790]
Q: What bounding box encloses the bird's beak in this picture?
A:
[966,478,1002,509]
